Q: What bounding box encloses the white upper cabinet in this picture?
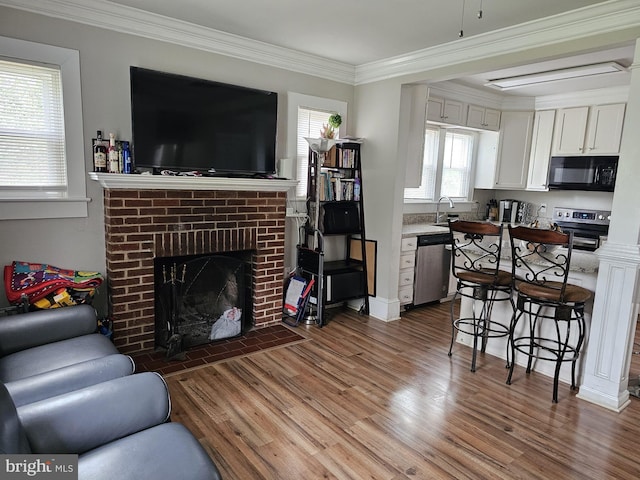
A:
[475,111,534,190]
[585,103,626,154]
[426,96,464,125]
[552,106,588,154]
[466,104,501,131]
[494,111,535,189]
[526,110,556,191]
[552,103,625,155]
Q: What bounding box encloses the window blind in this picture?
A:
[296,107,332,197]
[441,130,473,199]
[0,59,67,190]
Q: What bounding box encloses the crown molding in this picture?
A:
[535,85,629,109]
[427,81,504,108]
[2,0,640,87]
[0,0,356,84]
[355,0,640,85]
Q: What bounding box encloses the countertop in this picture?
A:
[401,222,599,274]
[402,223,450,237]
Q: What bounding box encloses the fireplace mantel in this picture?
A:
[89,172,297,192]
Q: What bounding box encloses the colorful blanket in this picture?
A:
[4,261,103,306]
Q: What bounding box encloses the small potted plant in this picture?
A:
[320,113,342,139]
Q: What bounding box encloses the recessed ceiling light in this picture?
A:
[485,62,627,90]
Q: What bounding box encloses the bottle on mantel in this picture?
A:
[93,130,107,172]
[108,133,119,173]
[122,141,132,174]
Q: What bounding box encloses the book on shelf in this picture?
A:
[321,147,337,168]
[337,148,356,168]
[317,169,359,201]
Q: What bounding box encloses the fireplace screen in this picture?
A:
[154,254,249,355]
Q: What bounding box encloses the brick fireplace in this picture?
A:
[92,174,296,355]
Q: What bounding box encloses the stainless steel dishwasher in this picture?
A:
[413,233,452,306]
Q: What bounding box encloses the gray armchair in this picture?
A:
[0,305,134,406]
[1,372,222,480]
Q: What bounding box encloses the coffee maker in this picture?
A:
[499,199,520,223]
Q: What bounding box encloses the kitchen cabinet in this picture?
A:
[526,110,556,191]
[552,103,625,155]
[398,236,417,307]
[466,104,501,131]
[426,96,464,125]
[585,103,626,154]
[476,111,534,190]
[552,106,588,155]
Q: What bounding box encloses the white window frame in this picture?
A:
[404,125,477,203]
[287,92,347,199]
[0,36,88,220]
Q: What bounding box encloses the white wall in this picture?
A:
[0,6,354,311]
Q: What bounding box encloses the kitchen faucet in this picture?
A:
[435,196,455,223]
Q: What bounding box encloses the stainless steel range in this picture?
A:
[553,207,610,252]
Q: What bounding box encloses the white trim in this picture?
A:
[535,85,630,109]
[0,198,90,220]
[89,172,297,192]
[0,35,87,220]
[286,92,347,198]
[355,0,640,85]
[0,0,355,84]
[1,1,639,85]
[368,295,401,322]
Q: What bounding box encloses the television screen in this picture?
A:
[130,67,277,175]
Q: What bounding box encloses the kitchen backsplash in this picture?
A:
[403,212,481,225]
[402,212,555,226]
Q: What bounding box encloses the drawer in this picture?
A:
[400,252,415,269]
[401,236,417,252]
[399,286,413,305]
[398,268,414,287]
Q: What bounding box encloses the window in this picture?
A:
[295,107,332,197]
[287,92,346,198]
[0,36,87,220]
[404,126,475,201]
[0,60,66,190]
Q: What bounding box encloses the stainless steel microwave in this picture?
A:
[547,156,618,192]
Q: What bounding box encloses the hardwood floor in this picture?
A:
[166,301,640,479]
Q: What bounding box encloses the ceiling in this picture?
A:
[110,0,609,65]
[106,0,633,96]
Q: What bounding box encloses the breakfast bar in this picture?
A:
[452,228,599,387]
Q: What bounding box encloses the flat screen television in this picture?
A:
[130,67,278,176]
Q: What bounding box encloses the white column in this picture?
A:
[577,39,640,411]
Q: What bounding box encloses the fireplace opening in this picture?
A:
[154,251,253,358]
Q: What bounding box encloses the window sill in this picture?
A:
[0,197,90,220]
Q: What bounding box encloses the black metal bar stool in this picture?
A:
[448,220,514,372]
[506,225,591,403]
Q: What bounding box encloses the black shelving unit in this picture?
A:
[300,141,370,325]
